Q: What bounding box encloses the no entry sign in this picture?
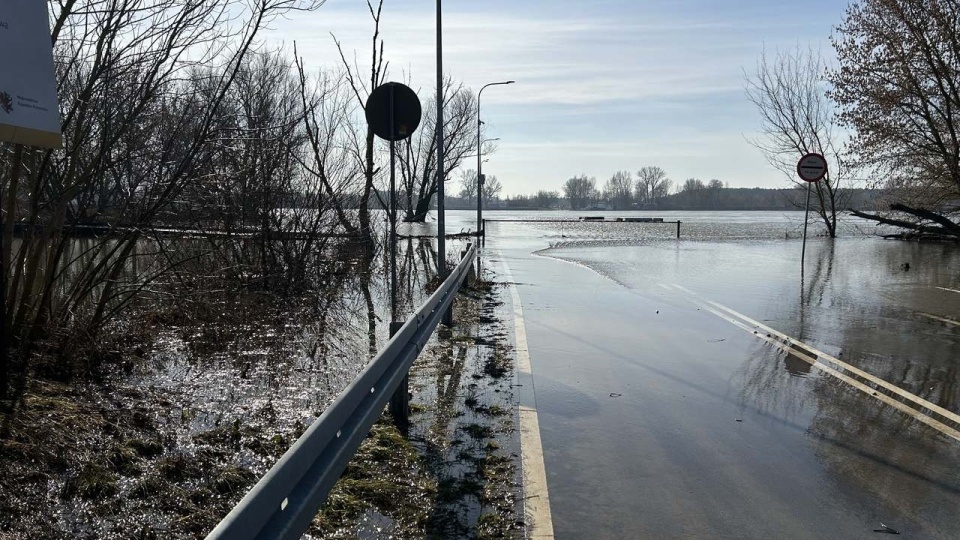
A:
[796,153,827,182]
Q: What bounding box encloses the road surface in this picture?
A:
[485,223,960,539]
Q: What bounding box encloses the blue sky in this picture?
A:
[271,0,848,195]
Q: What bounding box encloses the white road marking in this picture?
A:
[662,283,960,442]
[919,312,960,327]
[936,286,960,294]
[503,257,555,539]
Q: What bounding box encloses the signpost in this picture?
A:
[365,82,421,328]
[365,81,421,424]
[0,1,63,398]
[796,153,827,266]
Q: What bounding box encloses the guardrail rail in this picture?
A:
[206,243,478,540]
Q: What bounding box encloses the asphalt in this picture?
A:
[484,230,960,539]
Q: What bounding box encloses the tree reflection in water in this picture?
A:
[734,239,960,531]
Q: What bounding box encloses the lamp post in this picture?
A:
[477,80,513,237]
[436,0,446,285]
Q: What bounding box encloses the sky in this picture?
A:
[269,0,849,196]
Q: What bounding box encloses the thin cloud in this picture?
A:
[269,0,843,192]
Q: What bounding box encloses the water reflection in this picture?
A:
[733,240,960,531]
[539,219,960,534]
[140,236,461,441]
[790,240,836,377]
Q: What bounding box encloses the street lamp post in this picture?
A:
[436,0,446,284]
[477,80,513,238]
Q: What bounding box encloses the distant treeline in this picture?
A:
[655,187,883,211]
[493,186,884,212]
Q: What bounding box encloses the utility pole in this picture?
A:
[437,0,451,325]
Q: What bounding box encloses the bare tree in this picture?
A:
[0,0,324,391]
[532,190,559,209]
[605,170,633,209]
[636,166,671,206]
[831,0,960,238]
[458,168,477,204]
[398,79,477,222]
[294,49,360,237]
[333,0,388,242]
[746,45,850,237]
[682,178,705,192]
[564,175,597,210]
[482,175,502,204]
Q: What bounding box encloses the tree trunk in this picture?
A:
[850,209,958,237]
[406,197,432,223]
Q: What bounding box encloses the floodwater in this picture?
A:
[467,210,960,539]
[47,234,465,538]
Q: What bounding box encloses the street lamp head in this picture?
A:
[480,80,516,95]
[476,80,514,236]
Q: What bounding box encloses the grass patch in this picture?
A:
[126,438,164,458]
[462,423,494,440]
[62,463,118,499]
[313,421,436,536]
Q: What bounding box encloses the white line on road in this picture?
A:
[919,312,960,327]
[662,283,960,443]
[936,286,960,294]
[503,257,555,539]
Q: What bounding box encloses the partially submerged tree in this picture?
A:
[830,0,960,239]
[482,175,503,205]
[532,190,560,209]
[746,46,850,238]
[0,0,324,396]
[333,0,388,242]
[458,168,478,205]
[398,79,477,222]
[635,166,670,206]
[605,170,633,209]
[563,175,597,210]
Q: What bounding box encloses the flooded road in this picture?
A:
[469,210,960,539]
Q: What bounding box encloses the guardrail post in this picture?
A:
[461,248,476,285]
[466,243,475,283]
[442,303,454,327]
[676,221,681,239]
[388,321,408,425]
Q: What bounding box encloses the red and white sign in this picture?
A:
[796,153,827,183]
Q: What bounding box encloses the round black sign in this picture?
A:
[365,82,421,142]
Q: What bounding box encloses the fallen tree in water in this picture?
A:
[851,203,960,241]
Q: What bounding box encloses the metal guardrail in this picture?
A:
[206,243,478,540]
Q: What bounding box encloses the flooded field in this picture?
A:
[0,230,475,538]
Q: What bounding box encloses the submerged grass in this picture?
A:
[0,245,522,539]
[0,277,370,538]
[314,421,436,537]
[309,273,523,539]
